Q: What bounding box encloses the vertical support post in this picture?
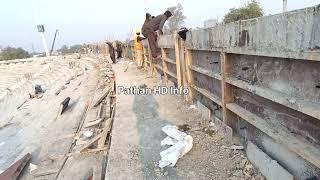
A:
[161,48,168,83]
[185,49,193,102]
[221,52,236,128]
[180,40,187,89]
[174,34,182,87]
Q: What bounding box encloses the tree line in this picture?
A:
[160,0,264,34]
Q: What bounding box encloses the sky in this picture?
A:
[0,0,319,53]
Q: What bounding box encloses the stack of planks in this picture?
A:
[76,62,116,154]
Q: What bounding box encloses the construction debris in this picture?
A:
[93,87,111,107]
[84,118,103,128]
[57,97,71,116]
[159,125,193,168]
[35,85,44,94]
[29,163,38,174]
[83,131,94,138]
[0,153,31,180]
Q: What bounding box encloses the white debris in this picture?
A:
[29,163,38,174]
[159,125,193,168]
[230,145,244,150]
[189,105,196,109]
[161,136,178,146]
[83,131,93,138]
[161,125,187,141]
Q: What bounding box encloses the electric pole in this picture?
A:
[32,0,50,56]
[283,0,288,12]
[50,29,59,56]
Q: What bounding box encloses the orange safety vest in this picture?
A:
[134,35,143,51]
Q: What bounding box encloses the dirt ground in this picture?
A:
[106,59,264,180]
[0,55,107,179]
[0,55,264,180]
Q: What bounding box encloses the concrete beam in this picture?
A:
[158,34,175,49]
[186,5,320,61]
[247,141,294,180]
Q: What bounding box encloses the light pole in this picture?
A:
[32,0,50,56]
[283,0,288,12]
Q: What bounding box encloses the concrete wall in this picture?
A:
[186,5,320,61]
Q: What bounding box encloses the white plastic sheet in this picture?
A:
[159,125,193,168]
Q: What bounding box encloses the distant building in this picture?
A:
[204,19,219,28]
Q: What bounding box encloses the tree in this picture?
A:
[58,45,69,55]
[164,3,186,34]
[57,44,85,55]
[0,47,30,61]
[223,0,263,24]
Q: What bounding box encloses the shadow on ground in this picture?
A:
[133,94,181,179]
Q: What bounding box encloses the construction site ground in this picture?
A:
[106,58,263,180]
[0,55,263,180]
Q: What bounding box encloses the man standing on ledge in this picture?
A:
[106,42,116,63]
[142,10,172,59]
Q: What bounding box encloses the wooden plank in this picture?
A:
[192,85,222,106]
[93,87,111,107]
[179,40,188,93]
[98,105,115,148]
[172,38,181,86]
[226,77,320,120]
[226,102,320,168]
[189,65,222,80]
[221,53,236,127]
[0,153,31,180]
[79,133,103,153]
[84,118,103,128]
[185,50,194,101]
[97,119,112,148]
[97,103,104,118]
[161,48,168,83]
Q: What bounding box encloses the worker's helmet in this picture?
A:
[136,29,141,34]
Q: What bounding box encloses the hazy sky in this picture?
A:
[0,0,319,52]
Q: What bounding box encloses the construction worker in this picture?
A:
[116,41,123,59]
[106,42,116,63]
[142,10,172,59]
[134,29,146,69]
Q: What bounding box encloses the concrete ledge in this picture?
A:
[186,5,320,61]
[247,141,294,180]
[158,34,175,48]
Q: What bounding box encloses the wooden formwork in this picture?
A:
[126,5,320,179]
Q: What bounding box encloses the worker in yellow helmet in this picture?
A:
[134,28,146,69]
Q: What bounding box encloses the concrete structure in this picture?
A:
[203,19,218,28]
[123,4,320,179]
